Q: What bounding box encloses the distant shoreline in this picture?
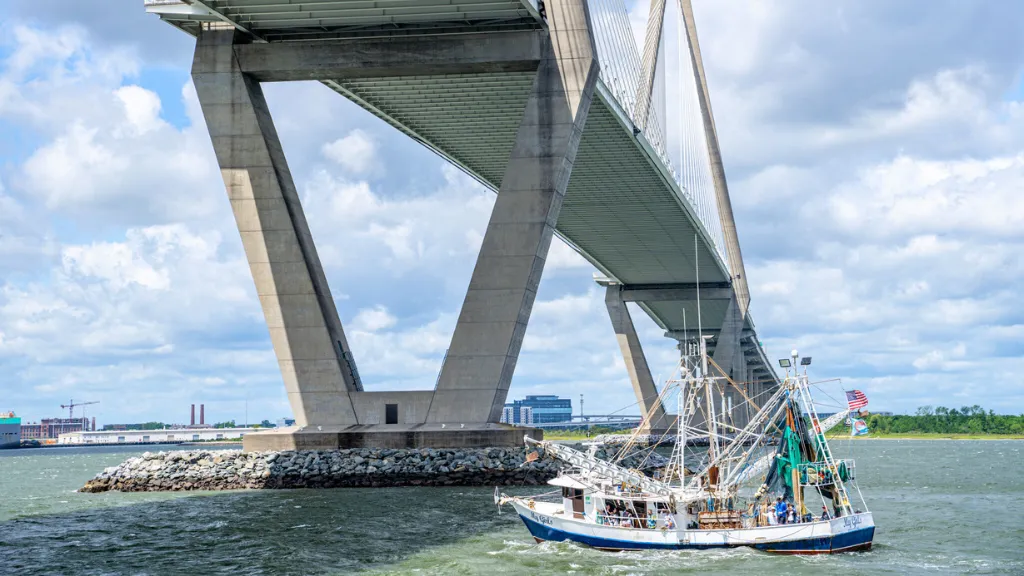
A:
[828,433,1024,441]
[542,432,1024,442]
[181,441,243,446]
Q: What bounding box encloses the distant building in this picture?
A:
[504,395,572,425]
[21,417,93,439]
[102,423,185,431]
[58,427,258,445]
[519,406,534,425]
[500,407,514,424]
[1,412,21,449]
[276,418,296,428]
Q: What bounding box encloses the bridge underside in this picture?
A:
[149,0,778,448]
[325,72,777,396]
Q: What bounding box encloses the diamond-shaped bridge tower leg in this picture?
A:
[191,0,600,450]
[192,30,363,442]
[428,24,600,425]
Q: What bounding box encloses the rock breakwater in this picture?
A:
[80,446,666,493]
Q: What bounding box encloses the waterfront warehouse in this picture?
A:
[0,412,21,449]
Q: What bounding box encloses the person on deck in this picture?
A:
[661,510,676,530]
[606,503,620,526]
[787,503,797,524]
[621,508,636,528]
[820,506,832,521]
[646,509,657,530]
[629,508,643,529]
[775,497,788,525]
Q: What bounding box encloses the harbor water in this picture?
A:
[0,440,1021,575]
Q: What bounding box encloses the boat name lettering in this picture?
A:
[842,515,863,529]
[530,512,553,526]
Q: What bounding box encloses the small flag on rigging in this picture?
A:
[846,390,869,410]
[851,418,869,437]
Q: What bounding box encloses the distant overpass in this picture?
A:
[531,416,643,430]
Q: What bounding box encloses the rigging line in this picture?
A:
[616,374,681,460]
[810,383,847,409]
[705,354,760,412]
[601,359,687,418]
[716,392,790,479]
[719,403,790,476]
[630,414,681,471]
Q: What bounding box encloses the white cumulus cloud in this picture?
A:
[322,128,378,174]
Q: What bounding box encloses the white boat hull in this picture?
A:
[511,500,874,554]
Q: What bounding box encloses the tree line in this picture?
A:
[859,405,1024,435]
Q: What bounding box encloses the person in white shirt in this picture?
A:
[660,511,676,530]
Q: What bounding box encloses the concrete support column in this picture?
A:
[742,362,754,427]
[680,0,750,316]
[605,287,670,430]
[726,387,743,429]
[192,29,360,427]
[712,293,745,382]
[427,1,599,423]
[729,360,747,428]
[635,0,666,129]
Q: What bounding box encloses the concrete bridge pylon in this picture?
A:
[191,0,599,451]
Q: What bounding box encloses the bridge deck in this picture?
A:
[146,0,543,40]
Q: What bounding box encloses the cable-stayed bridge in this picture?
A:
[145,0,779,450]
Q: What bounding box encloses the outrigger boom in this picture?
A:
[497,343,874,555]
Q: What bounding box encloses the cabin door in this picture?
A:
[572,490,585,518]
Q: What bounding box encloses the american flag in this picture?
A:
[846,390,869,410]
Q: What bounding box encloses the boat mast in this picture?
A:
[677,374,686,487]
[791,355,861,517]
[701,337,718,463]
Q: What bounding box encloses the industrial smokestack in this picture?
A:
[92,417,96,432]
[191,404,196,426]
[200,404,205,425]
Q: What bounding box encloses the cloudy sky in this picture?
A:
[1,1,1022,426]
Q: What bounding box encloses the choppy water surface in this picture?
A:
[1,440,1021,575]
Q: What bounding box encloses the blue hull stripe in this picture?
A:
[519,515,874,554]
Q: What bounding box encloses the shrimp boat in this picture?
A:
[497,344,874,554]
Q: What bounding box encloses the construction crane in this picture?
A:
[60,399,99,433]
